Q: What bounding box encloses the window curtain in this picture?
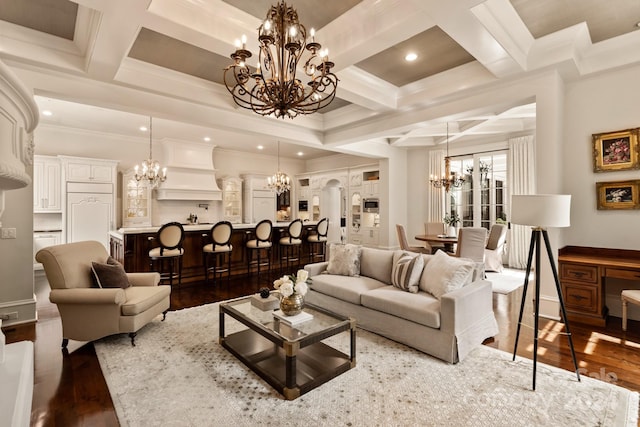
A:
[427,149,445,222]
[507,135,535,269]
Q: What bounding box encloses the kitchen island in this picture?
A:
[109,221,319,285]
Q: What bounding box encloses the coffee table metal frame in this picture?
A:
[219,297,356,400]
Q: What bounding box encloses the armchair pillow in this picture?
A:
[326,243,362,277]
[91,256,131,289]
[391,251,424,293]
[420,250,474,299]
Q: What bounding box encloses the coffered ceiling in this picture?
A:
[1,0,639,159]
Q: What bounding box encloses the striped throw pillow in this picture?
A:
[391,252,425,293]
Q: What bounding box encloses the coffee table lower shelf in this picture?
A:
[221,328,353,400]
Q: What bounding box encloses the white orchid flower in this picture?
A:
[296,269,309,283]
[296,281,308,296]
[279,281,294,297]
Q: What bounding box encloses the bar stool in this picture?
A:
[149,222,185,286]
[279,219,303,274]
[307,217,329,262]
[202,221,233,286]
[622,290,640,331]
[245,219,273,285]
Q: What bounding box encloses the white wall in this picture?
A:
[563,63,640,249]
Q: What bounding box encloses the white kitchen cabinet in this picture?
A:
[67,192,114,250]
[362,170,380,197]
[33,155,61,212]
[122,170,152,227]
[362,228,379,247]
[242,174,275,223]
[33,231,62,268]
[222,177,242,223]
[63,157,115,182]
[349,171,362,188]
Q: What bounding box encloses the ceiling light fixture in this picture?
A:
[429,122,465,192]
[224,0,338,119]
[42,110,53,116]
[267,141,291,195]
[134,116,167,188]
[405,52,418,62]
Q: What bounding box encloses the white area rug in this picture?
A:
[487,268,529,294]
[95,303,638,427]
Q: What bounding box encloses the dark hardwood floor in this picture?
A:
[4,272,640,426]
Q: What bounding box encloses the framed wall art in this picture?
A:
[592,128,640,172]
[596,180,640,210]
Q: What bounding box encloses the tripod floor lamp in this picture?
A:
[511,194,581,390]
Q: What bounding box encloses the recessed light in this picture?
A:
[203,136,211,142]
[405,52,418,62]
[636,21,640,28]
[42,110,53,116]
[297,152,304,156]
[257,145,264,150]
[139,126,147,132]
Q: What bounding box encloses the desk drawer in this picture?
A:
[605,268,640,281]
[560,263,598,284]
[563,282,599,314]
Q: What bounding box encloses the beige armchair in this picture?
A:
[484,224,508,272]
[36,241,170,348]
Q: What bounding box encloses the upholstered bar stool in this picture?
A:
[622,290,640,331]
[202,221,233,286]
[307,217,329,262]
[279,219,303,274]
[245,219,273,284]
[149,222,185,286]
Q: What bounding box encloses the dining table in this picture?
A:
[415,234,458,253]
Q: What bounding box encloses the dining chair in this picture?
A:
[396,224,431,254]
[149,222,185,286]
[622,290,640,331]
[455,227,488,275]
[245,219,273,285]
[484,224,508,272]
[279,219,303,273]
[308,217,329,262]
[202,221,234,286]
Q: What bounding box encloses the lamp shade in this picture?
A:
[511,194,571,228]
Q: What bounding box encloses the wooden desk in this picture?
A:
[415,234,457,253]
[558,246,640,326]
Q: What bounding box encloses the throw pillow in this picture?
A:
[420,250,474,299]
[391,251,424,293]
[91,256,131,289]
[326,243,362,276]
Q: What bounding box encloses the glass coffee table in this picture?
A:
[219,296,356,400]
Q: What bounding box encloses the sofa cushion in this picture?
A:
[420,250,475,299]
[326,243,362,276]
[91,257,131,289]
[360,247,394,284]
[391,251,424,293]
[121,285,171,316]
[361,286,441,328]
[310,274,386,305]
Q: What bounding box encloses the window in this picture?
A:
[447,152,507,230]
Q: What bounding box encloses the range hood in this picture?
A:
[155,140,222,201]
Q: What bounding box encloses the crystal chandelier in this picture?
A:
[134,117,167,188]
[223,0,338,119]
[430,123,465,192]
[267,141,291,195]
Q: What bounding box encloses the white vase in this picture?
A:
[447,226,456,237]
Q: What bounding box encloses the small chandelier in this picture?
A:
[223,0,338,119]
[134,116,167,188]
[268,141,291,195]
[430,123,465,192]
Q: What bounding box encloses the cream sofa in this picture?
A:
[36,241,171,347]
[304,246,498,363]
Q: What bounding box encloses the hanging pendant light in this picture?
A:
[134,116,167,188]
[267,141,291,195]
[429,122,465,192]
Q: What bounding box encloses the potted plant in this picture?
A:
[443,213,460,237]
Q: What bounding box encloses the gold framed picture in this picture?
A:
[592,128,640,172]
[596,180,640,210]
